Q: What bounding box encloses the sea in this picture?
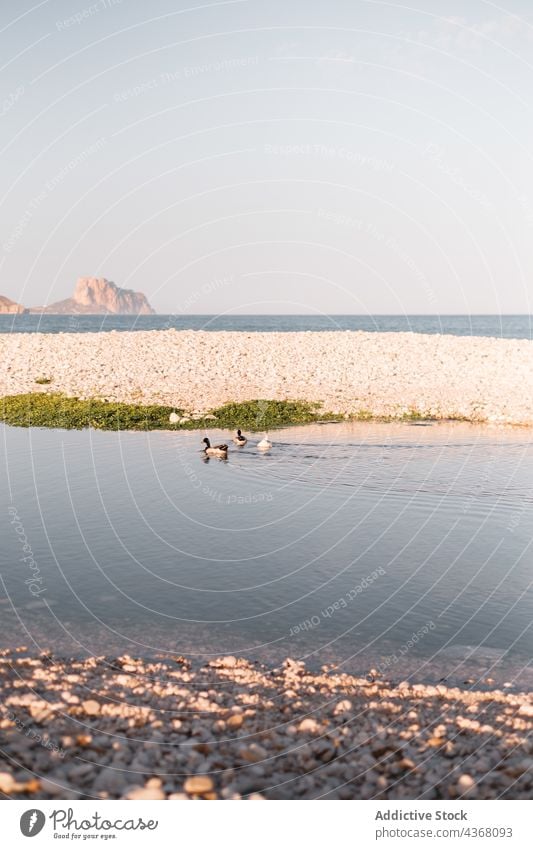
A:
[0,314,532,338]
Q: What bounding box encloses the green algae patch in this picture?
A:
[0,394,325,432]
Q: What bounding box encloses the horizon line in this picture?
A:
[3,312,532,318]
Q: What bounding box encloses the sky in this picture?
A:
[1,0,533,314]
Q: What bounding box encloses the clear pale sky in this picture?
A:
[1,0,532,314]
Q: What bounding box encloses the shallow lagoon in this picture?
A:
[2,421,532,686]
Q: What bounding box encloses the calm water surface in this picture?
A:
[0,314,532,339]
[2,422,532,685]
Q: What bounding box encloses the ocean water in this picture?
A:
[0,314,532,339]
[2,420,532,685]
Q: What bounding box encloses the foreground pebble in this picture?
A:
[0,650,531,800]
[183,776,214,796]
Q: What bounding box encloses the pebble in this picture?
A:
[184,775,215,795]
[1,649,531,801]
[123,785,165,800]
[0,772,15,793]
[298,718,320,733]
[81,699,100,716]
[94,768,133,794]
[457,774,475,793]
[218,656,238,668]
[333,699,352,716]
[239,744,268,763]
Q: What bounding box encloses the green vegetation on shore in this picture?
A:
[0,393,476,432]
[0,393,326,431]
[209,399,324,428]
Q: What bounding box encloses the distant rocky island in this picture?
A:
[0,295,28,314]
[0,277,155,315]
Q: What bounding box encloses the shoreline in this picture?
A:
[1,650,531,800]
[0,394,482,431]
[1,329,533,426]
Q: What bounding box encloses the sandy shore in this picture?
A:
[1,329,533,424]
[1,650,532,800]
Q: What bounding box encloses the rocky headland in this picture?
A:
[0,277,154,315]
[0,295,27,314]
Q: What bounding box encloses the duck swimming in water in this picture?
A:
[257,433,272,451]
[202,437,228,458]
[233,429,247,446]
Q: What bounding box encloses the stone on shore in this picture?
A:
[184,775,215,795]
[0,650,531,801]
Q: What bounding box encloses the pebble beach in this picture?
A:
[1,651,532,801]
[1,329,533,424]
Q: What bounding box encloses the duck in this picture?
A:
[257,433,272,451]
[202,437,228,458]
[233,428,247,446]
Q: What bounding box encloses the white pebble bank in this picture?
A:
[1,329,532,424]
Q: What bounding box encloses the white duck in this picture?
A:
[257,433,272,451]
